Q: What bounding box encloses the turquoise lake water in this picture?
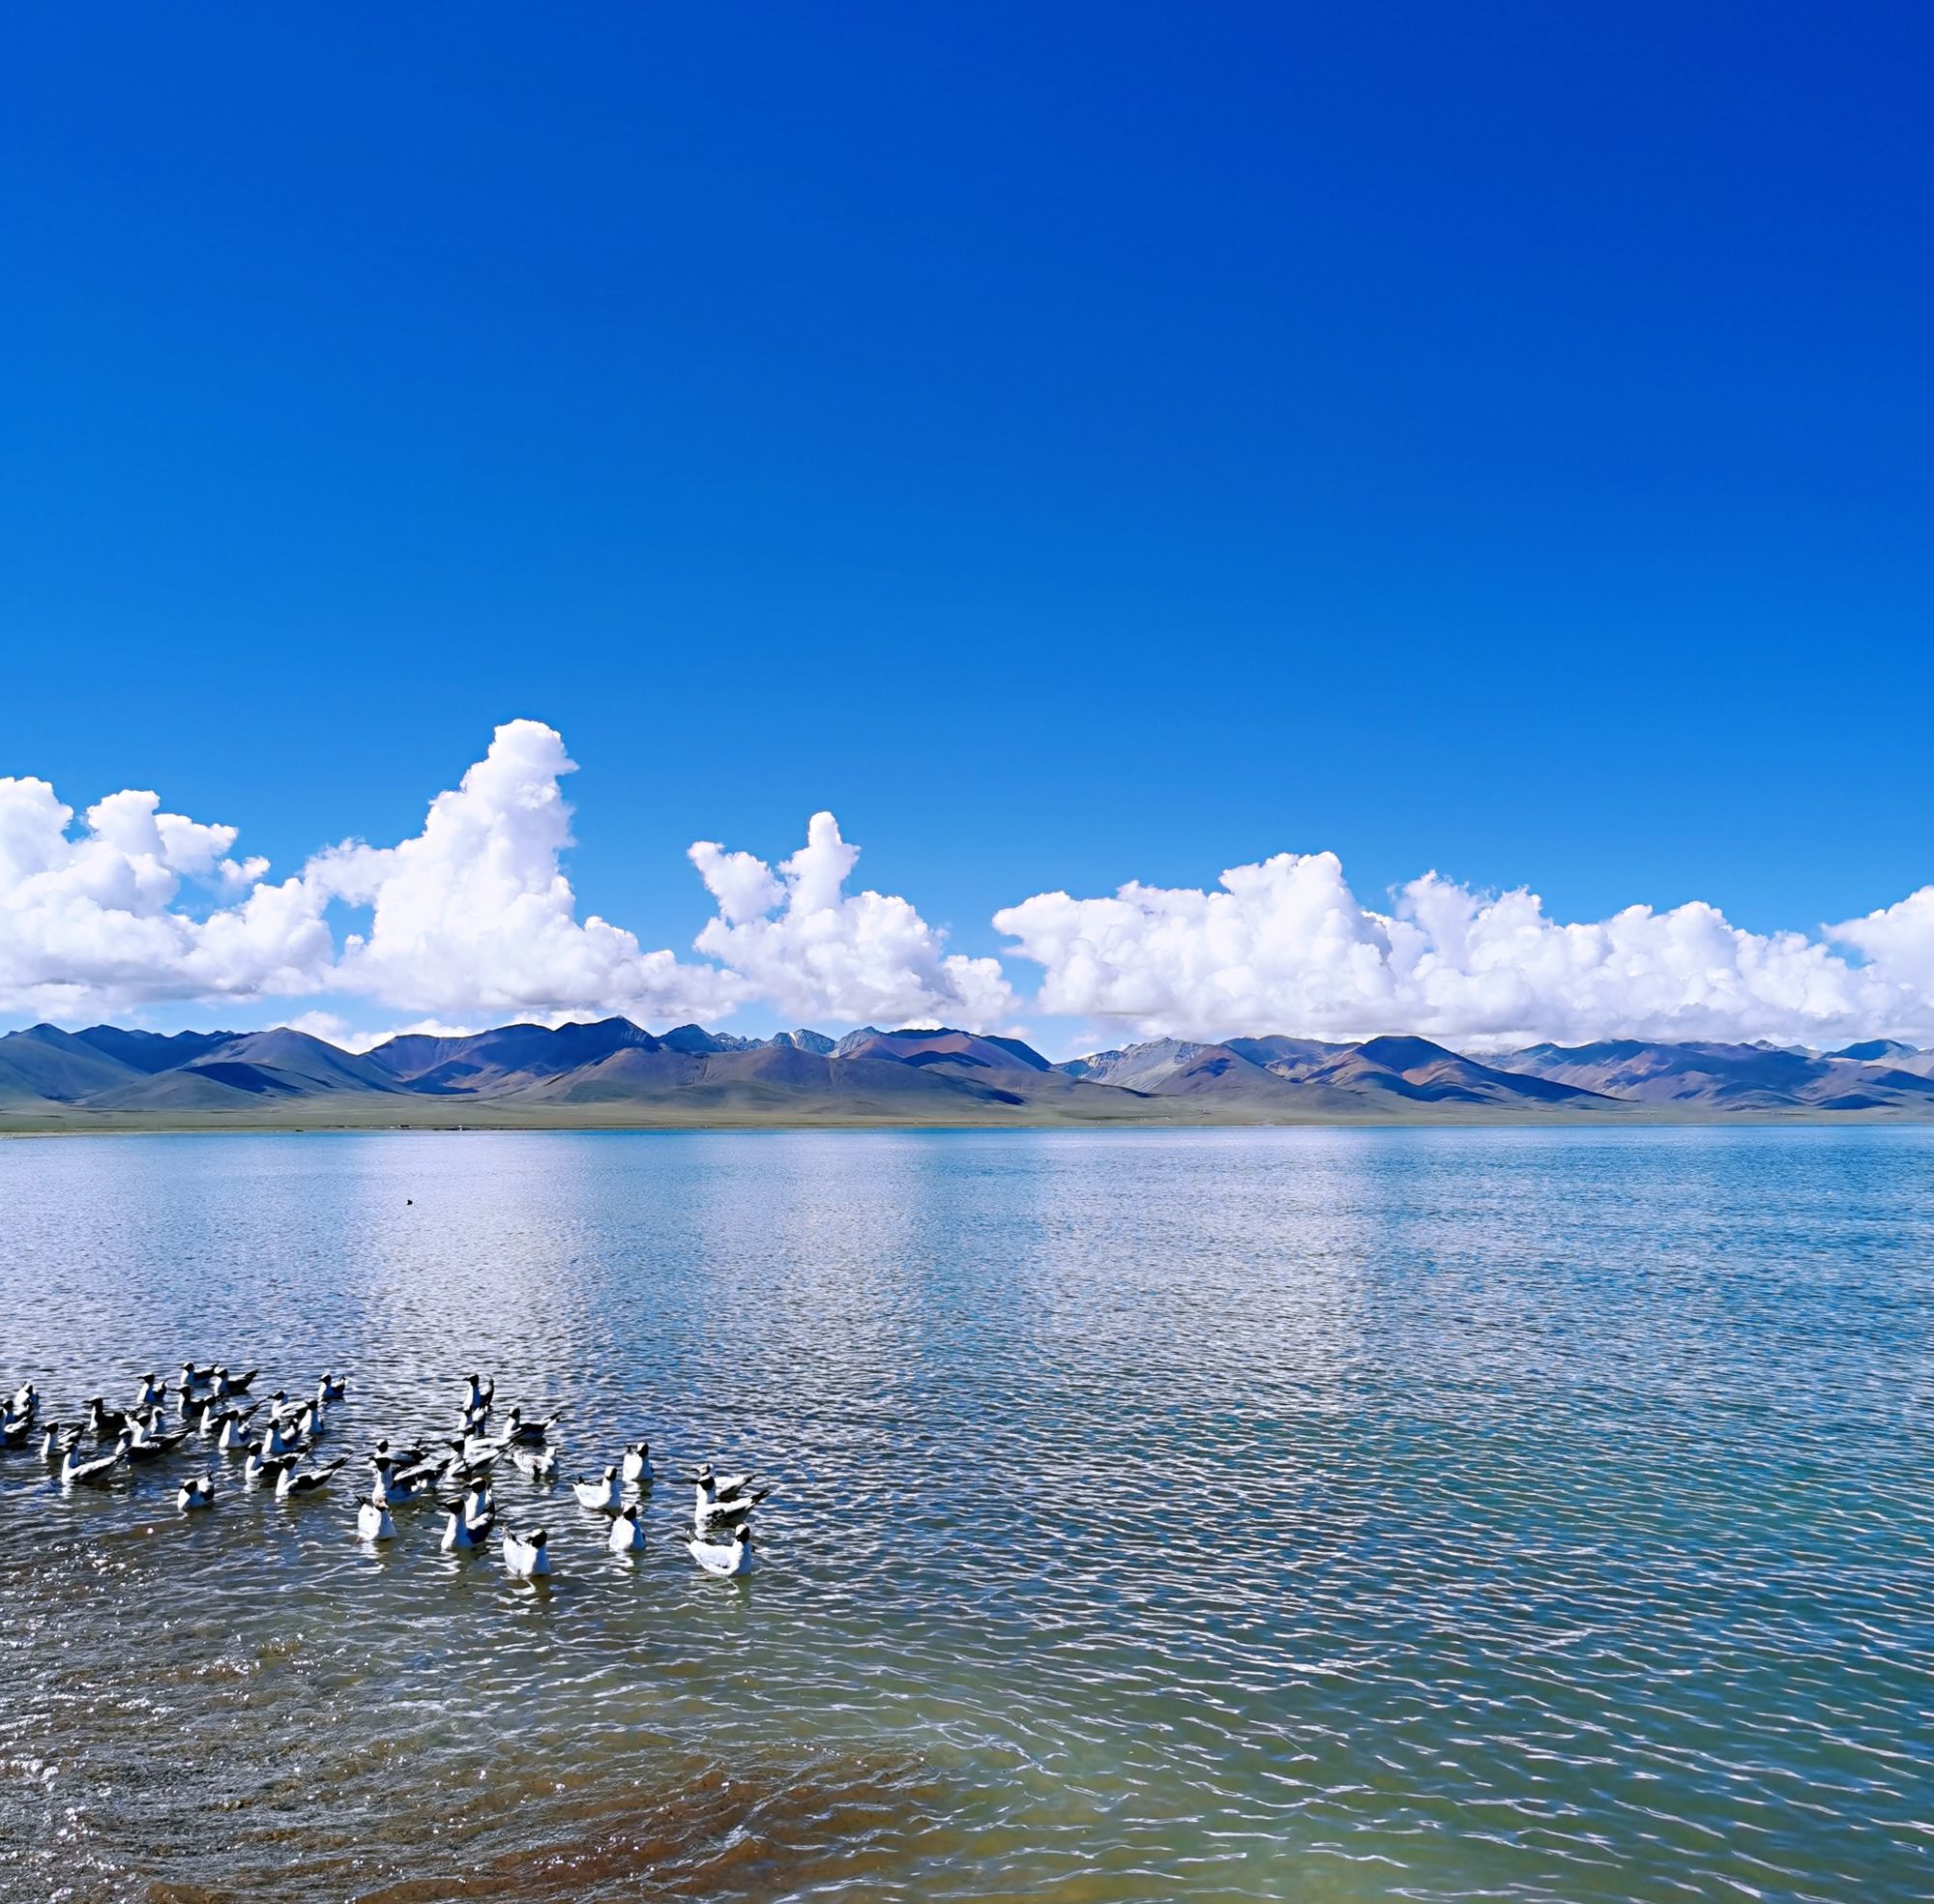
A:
[0,1126,1928,1902]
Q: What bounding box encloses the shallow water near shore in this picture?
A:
[0,1125,1929,1902]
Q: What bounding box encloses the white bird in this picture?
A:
[621,1442,654,1488]
[243,1445,295,1489]
[497,1406,562,1448]
[512,1444,558,1481]
[217,1413,257,1453]
[122,1424,188,1464]
[61,1443,123,1485]
[318,1372,346,1405]
[572,1466,623,1512]
[357,1498,396,1541]
[133,1373,167,1410]
[690,1465,771,1529]
[177,1474,216,1512]
[260,1418,308,1460]
[607,1504,646,1553]
[441,1438,499,1481]
[368,1457,433,1506]
[440,1502,494,1550]
[462,1373,494,1414]
[501,1527,551,1577]
[212,1366,258,1398]
[0,1413,33,1450]
[40,1421,76,1463]
[685,1524,755,1577]
[10,1382,37,1417]
[369,1423,427,1470]
[277,1457,346,1500]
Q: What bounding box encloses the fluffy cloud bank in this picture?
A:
[690,812,1011,1031]
[303,721,733,1025]
[0,721,1009,1031]
[993,851,1934,1048]
[6,724,1933,1048]
[0,776,333,1016]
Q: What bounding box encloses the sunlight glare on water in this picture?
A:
[0,1126,1929,1903]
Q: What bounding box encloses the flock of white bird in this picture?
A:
[1,1366,770,1580]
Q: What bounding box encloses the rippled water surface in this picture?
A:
[0,1127,1930,1903]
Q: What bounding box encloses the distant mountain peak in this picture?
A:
[3,1016,1929,1125]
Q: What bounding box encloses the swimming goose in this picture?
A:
[621,1442,654,1488]
[277,1457,346,1500]
[497,1407,562,1448]
[61,1443,124,1485]
[177,1474,216,1511]
[439,1501,495,1550]
[572,1466,624,1512]
[685,1525,755,1577]
[212,1366,258,1399]
[607,1504,646,1553]
[501,1527,551,1577]
[512,1444,558,1481]
[356,1498,396,1541]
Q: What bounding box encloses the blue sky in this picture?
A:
[3,5,1931,1049]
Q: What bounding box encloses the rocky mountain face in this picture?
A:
[2,1018,1930,1125]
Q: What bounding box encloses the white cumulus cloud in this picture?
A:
[12,724,1933,1051]
[1831,887,1934,997]
[0,776,331,1018]
[0,721,1006,1036]
[690,811,1013,1031]
[993,850,1934,1049]
[304,718,734,1025]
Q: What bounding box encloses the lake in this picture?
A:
[0,1126,1928,1902]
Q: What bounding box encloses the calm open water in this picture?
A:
[0,1127,1928,1903]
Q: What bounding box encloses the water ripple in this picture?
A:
[0,1126,1928,1902]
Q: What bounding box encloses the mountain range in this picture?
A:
[4,1017,1934,1130]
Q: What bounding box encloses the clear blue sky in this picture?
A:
[3,3,1929,1018]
